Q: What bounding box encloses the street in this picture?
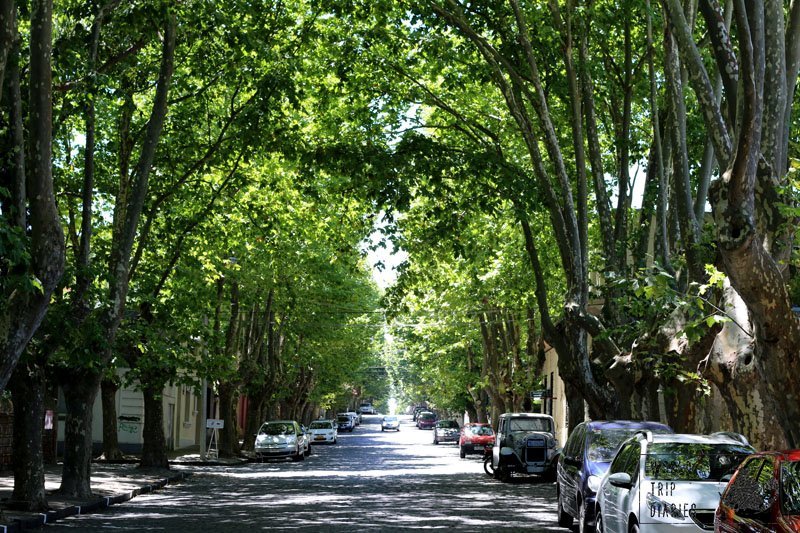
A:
[47,415,562,531]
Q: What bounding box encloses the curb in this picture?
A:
[0,472,190,532]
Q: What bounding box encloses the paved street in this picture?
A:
[46,415,561,531]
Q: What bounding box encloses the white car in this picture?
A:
[359,403,376,415]
[254,420,311,461]
[345,411,361,425]
[595,431,753,532]
[308,419,337,444]
[381,415,400,431]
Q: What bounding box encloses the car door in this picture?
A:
[601,441,640,533]
[493,417,506,468]
[559,423,586,518]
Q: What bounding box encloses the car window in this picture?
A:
[588,429,662,463]
[437,421,458,428]
[309,421,332,429]
[259,423,293,435]
[564,423,585,459]
[508,417,554,433]
[781,460,800,515]
[722,457,778,515]
[470,426,493,436]
[646,443,753,481]
[609,442,639,475]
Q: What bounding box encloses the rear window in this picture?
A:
[310,421,332,429]
[645,443,752,481]
[588,428,671,463]
[419,413,435,420]
[437,421,458,428]
[337,416,350,423]
[469,426,494,436]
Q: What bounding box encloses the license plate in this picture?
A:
[315,436,325,440]
[473,445,484,451]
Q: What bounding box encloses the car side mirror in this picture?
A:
[608,472,632,489]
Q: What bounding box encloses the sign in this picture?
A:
[44,410,53,430]
[206,418,224,429]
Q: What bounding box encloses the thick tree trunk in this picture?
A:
[58,373,101,498]
[8,361,47,511]
[140,384,169,469]
[241,397,265,451]
[101,377,123,460]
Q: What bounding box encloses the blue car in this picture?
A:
[556,420,673,533]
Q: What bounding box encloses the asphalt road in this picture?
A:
[47,415,562,532]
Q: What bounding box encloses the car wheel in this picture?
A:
[556,487,573,528]
[459,446,466,459]
[433,437,439,445]
[596,512,604,533]
[381,428,385,432]
[292,446,304,462]
[305,445,312,457]
[629,520,639,533]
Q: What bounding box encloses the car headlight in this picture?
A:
[286,436,297,445]
[587,475,601,493]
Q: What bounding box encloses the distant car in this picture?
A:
[336,414,355,432]
[492,413,559,482]
[412,406,428,421]
[433,420,460,444]
[716,449,800,532]
[459,423,494,458]
[417,411,437,429]
[254,420,309,461]
[556,420,673,533]
[381,415,400,431]
[345,411,361,425]
[359,403,376,415]
[595,432,753,533]
[308,419,337,444]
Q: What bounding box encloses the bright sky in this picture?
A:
[362,213,408,290]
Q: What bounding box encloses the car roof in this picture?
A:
[584,420,672,431]
[263,420,296,425]
[500,412,553,418]
[648,433,750,446]
[749,450,800,461]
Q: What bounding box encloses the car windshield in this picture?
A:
[337,416,350,423]
[437,421,458,429]
[782,460,800,515]
[419,413,435,420]
[588,428,668,463]
[645,443,752,481]
[508,417,553,433]
[384,416,397,421]
[469,426,494,436]
[310,421,332,429]
[259,423,293,436]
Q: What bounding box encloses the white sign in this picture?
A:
[206,418,224,429]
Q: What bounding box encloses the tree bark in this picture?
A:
[59,373,101,498]
[101,376,123,460]
[8,360,47,511]
[140,384,169,469]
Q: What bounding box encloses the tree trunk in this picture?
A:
[217,382,239,457]
[241,397,265,452]
[101,377,123,460]
[140,384,169,469]
[58,373,100,498]
[8,361,47,511]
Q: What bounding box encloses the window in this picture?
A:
[646,443,753,481]
[781,460,800,515]
[564,423,585,460]
[722,457,777,515]
[610,442,639,475]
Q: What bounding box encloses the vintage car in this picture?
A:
[254,420,310,461]
[595,432,753,532]
[308,419,338,444]
[556,420,673,532]
[459,423,494,458]
[716,449,800,532]
[432,420,460,444]
[491,412,559,482]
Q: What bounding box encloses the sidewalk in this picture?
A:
[0,449,248,532]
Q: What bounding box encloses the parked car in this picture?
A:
[359,403,376,415]
[345,411,362,425]
[336,413,355,432]
[308,419,338,444]
[492,412,559,482]
[715,449,800,532]
[381,415,400,431]
[417,411,437,429]
[433,420,460,444]
[595,431,753,532]
[254,420,309,461]
[459,423,495,458]
[556,420,673,533]
[412,406,428,421]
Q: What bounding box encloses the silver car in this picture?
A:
[254,420,311,461]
